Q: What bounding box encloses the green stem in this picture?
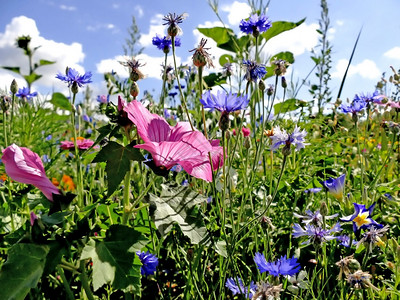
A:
[57,266,75,300]
[171,36,194,131]
[160,52,168,114]
[79,260,95,300]
[3,111,8,147]
[9,92,16,138]
[122,165,132,225]
[355,119,364,200]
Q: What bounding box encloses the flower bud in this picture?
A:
[225,130,231,141]
[187,248,194,262]
[77,105,83,116]
[281,76,287,89]
[348,259,361,271]
[244,136,251,149]
[71,82,79,94]
[167,25,179,38]
[282,144,291,156]
[130,82,140,98]
[267,85,274,96]
[10,79,18,94]
[1,95,11,112]
[130,70,141,82]
[192,51,207,68]
[258,79,266,91]
[320,201,328,217]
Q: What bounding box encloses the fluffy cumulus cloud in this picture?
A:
[332,59,381,80]
[0,16,86,93]
[384,47,400,60]
[96,54,181,80]
[139,14,165,47]
[220,1,252,26]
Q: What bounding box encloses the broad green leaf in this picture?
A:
[0,244,49,300]
[261,19,306,43]
[80,225,149,294]
[274,98,306,115]
[41,211,71,225]
[148,184,208,244]
[1,66,21,75]
[203,72,227,88]
[91,124,118,150]
[92,141,144,197]
[50,92,71,111]
[198,27,239,53]
[219,54,234,67]
[23,72,42,85]
[265,51,295,78]
[38,59,55,66]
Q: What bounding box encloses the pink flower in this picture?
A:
[124,99,223,181]
[60,137,95,150]
[1,144,60,201]
[242,127,251,137]
[30,211,38,226]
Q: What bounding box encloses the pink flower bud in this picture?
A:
[2,144,60,201]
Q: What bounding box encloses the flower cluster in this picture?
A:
[239,13,272,37]
[254,253,301,276]
[152,34,181,53]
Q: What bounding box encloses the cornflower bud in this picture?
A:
[218,111,230,132]
[244,136,251,149]
[267,85,274,96]
[320,201,328,217]
[259,79,266,91]
[130,82,140,98]
[281,76,287,89]
[10,79,18,94]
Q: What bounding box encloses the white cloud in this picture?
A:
[86,23,118,33]
[332,59,381,80]
[221,1,251,26]
[336,20,344,26]
[139,14,165,47]
[96,54,181,80]
[0,16,86,93]
[261,22,319,57]
[112,3,120,9]
[384,47,400,60]
[59,5,76,11]
[134,5,144,18]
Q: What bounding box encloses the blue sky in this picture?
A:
[1,0,400,110]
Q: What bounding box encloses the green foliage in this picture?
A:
[92,141,144,197]
[273,98,307,114]
[81,225,149,294]
[50,92,71,111]
[0,244,49,300]
[148,184,208,244]
[261,18,306,43]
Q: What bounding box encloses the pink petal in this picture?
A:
[2,144,60,201]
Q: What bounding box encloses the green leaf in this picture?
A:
[0,244,49,300]
[80,225,149,294]
[203,72,227,88]
[198,27,239,52]
[1,66,21,75]
[38,59,56,66]
[92,141,144,197]
[219,54,234,67]
[274,98,307,115]
[261,19,306,43]
[90,124,118,151]
[50,92,71,111]
[23,73,42,85]
[265,51,295,78]
[148,184,208,244]
[41,211,71,225]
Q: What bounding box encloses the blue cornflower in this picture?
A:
[56,68,92,89]
[254,253,301,277]
[168,91,178,98]
[292,222,342,245]
[354,91,384,105]
[269,126,308,154]
[321,174,346,200]
[336,235,356,248]
[136,251,159,276]
[152,35,181,53]
[239,14,272,37]
[82,114,92,122]
[200,90,249,113]
[45,134,52,141]
[293,209,338,226]
[340,202,383,232]
[340,98,367,115]
[15,87,37,100]
[242,59,267,82]
[97,95,109,104]
[225,277,257,299]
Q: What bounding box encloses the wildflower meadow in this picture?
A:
[0,1,400,299]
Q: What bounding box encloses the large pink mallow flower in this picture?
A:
[60,137,95,150]
[124,99,223,181]
[2,144,60,201]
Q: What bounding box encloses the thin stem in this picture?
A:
[79,260,95,300]
[355,119,364,199]
[122,166,132,225]
[160,53,168,114]
[171,36,194,131]
[56,266,75,300]
[3,111,8,147]
[10,92,16,138]
[198,66,208,139]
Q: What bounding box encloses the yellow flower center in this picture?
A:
[353,212,371,228]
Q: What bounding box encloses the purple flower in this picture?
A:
[293,209,338,226]
[336,235,356,248]
[136,251,159,276]
[200,90,249,113]
[292,222,342,245]
[82,114,92,122]
[355,91,384,104]
[321,174,346,200]
[340,98,367,114]
[304,188,322,194]
[225,277,256,299]
[152,35,181,52]
[254,253,301,277]
[97,95,109,104]
[15,87,37,100]
[242,59,267,82]
[239,14,272,36]
[340,202,383,232]
[270,126,308,153]
[56,68,92,88]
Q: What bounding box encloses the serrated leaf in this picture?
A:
[1,66,21,74]
[50,92,71,111]
[23,73,42,85]
[0,244,49,300]
[148,184,208,244]
[92,141,144,196]
[80,225,148,294]
[261,19,306,43]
